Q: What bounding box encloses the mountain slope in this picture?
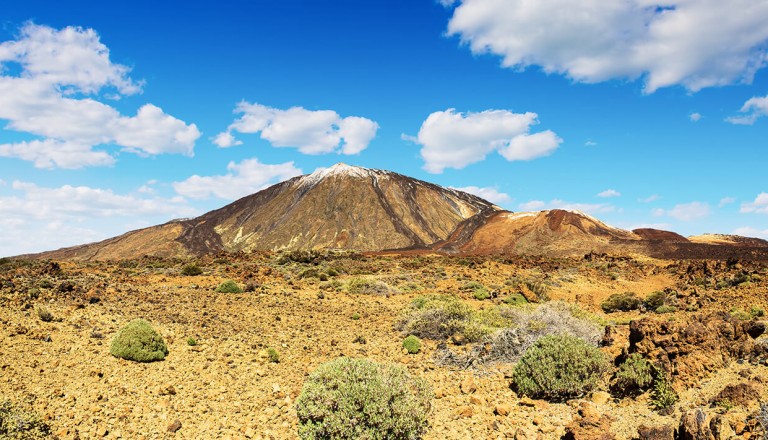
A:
[31,163,500,260]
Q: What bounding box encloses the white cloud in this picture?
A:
[216,102,378,155]
[451,186,511,205]
[640,194,660,203]
[597,189,621,198]
[173,158,302,200]
[732,226,768,239]
[740,192,768,214]
[652,208,666,217]
[726,94,768,125]
[0,23,200,169]
[518,199,615,214]
[446,0,768,93]
[584,140,598,146]
[659,201,711,221]
[718,196,736,207]
[689,112,702,122]
[0,181,198,256]
[406,108,561,173]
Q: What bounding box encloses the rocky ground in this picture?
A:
[1,252,767,439]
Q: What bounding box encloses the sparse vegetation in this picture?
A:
[295,357,432,439]
[216,280,243,293]
[403,335,421,354]
[109,319,168,362]
[351,312,360,320]
[345,277,396,296]
[35,305,53,322]
[187,337,197,346]
[612,353,654,396]
[650,371,678,411]
[654,305,676,314]
[181,263,203,276]
[395,295,473,341]
[0,398,51,439]
[511,334,607,400]
[601,292,642,313]
[267,347,280,363]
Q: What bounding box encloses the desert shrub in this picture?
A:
[730,308,752,321]
[216,280,243,293]
[109,319,168,362]
[267,347,280,363]
[601,292,642,313]
[645,291,671,310]
[27,288,40,300]
[650,371,678,411]
[403,335,421,354]
[39,280,53,289]
[346,277,396,296]
[35,306,53,322]
[0,398,51,439]
[759,403,768,440]
[439,301,603,367]
[612,353,654,395]
[503,293,528,306]
[277,249,324,265]
[180,263,203,276]
[512,334,608,400]
[395,295,472,340]
[752,306,765,318]
[655,305,676,314]
[187,337,197,346]
[351,312,361,320]
[295,357,432,439]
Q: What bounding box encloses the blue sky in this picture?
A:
[1,0,767,256]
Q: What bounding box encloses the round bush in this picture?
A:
[403,335,422,354]
[216,280,243,293]
[181,263,203,276]
[110,319,168,362]
[612,353,654,395]
[600,292,642,313]
[512,334,607,400]
[295,357,432,439]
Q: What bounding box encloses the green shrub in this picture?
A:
[650,372,678,411]
[601,292,642,313]
[351,312,361,321]
[395,295,472,340]
[295,357,432,439]
[216,280,243,293]
[39,280,53,289]
[181,263,203,276]
[472,287,491,300]
[512,334,607,400]
[403,335,421,354]
[655,305,676,314]
[503,293,528,306]
[730,307,752,321]
[645,291,669,310]
[109,319,168,362]
[524,280,550,302]
[267,347,280,363]
[36,306,53,322]
[612,353,654,395]
[187,337,197,346]
[751,306,765,318]
[346,277,395,295]
[0,398,51,439]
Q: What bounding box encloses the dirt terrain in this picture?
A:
[1,252,767,439]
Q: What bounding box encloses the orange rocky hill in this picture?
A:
[22,163,768,261]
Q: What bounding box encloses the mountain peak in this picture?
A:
[299,162,382,187]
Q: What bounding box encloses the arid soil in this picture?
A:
[1,253,767,439]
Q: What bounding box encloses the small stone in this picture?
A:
[457,406,474,418]
[469,395,483,405]
[461,376,477,394]
[494,403,512,416]
[167,419,182,433]
[244,427,255,438]
[519,397,536,407]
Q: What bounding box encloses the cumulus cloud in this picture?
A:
[216,102,379,155]
[0,23,200,169]
[0,181,198,256]
[451,186,511,205]
[597,189,621,198]
[445,0,768,93]
[733,226,768,239]
[740,192,768,214]
[406,108,561,173]
[689,112,702,122]
[726,94,768,125]
[657,201,711,221]
[173,158,302,200]
[518,199,615,214]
